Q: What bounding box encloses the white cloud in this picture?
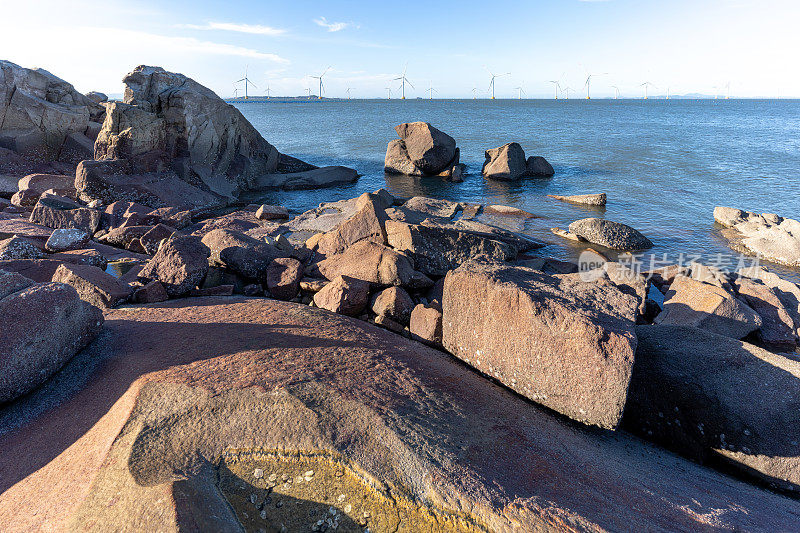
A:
[313,17,357,32]
[179,22,287,36]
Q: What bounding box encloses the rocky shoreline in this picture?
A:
[2,59,800,531]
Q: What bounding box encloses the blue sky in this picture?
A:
[1,0,798,98]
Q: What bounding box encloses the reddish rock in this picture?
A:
[133,280,168,303]
[190,285,234,297]
[409,304,443,345]
[735,277,796,349]
[0,279,103,403]
[371,286,414,325]
[0,268,34,299]
[374,313,405,334]
[138,235,210,297]
[655,275,762,339]
[201,229,287,280]
[0,298,795,531]
[11,174,75,206]
[443,260,639,429]
[0,235,44,260]
[265,257,303,300]
[52,263,132,308]
[316,241,416,287]
[29,194,100,234]
[482,142,527,180]
[313,275,370,316]
[313,193,388,256]
[254,204,289,220]
[98,225,152,252]
[0,259,67,282]
[299,278,328,292]
[139,224,176,255]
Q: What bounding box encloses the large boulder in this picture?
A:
[265,257,303,300]
[525,155,555,177]
[715,208,800,267]
[107,65,279,199]
[739,265,800,343]
[29,193,101,234]
[0,297,798,531]
[11,173,75,207]
[385,220,517,277]
[316,240,416,287]
[313,275,370,316]
[442,260,639,429]
[0,236,44,260]
[312,193,388,256]
[735,276,796,350]
[93,102,167,164]
[568,217,653,250]
[0,270,103,403]
[138,235,210,297]
[482,142,527,180]
[383,122,457,176]
[654,275,762,339]
[625,325,800,492]
[371,286,414,324]
[201,229,287,280]
[52,263,132,309]
[0,60,103,164]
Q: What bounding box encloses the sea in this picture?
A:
[233,98,800,280]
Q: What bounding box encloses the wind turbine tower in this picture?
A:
[394,64,413,99]
[548,80,561,99]
[640,81,657,99]
[346,87,354,99]
[725,82,731,99]
[472,87,477,100]
[514,86,525,100]
[611,85,620,99]
[236,66,257,100]
[426,81,437,100]
[485,68,510,100]
[265,85,271,99]
[311,67,330,100]
[385,87,392,99]
[563,86,573,99]
[583,73,606,100]
[305,88,312,99]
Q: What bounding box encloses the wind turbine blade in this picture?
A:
[250,81,257,88]
[236,78,246,83]
[406,80,414,89]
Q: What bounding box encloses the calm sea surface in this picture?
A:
[233,99,800,279]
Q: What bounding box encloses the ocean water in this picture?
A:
[233,98,800,279]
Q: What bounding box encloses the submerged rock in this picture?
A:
[442,260,639,429]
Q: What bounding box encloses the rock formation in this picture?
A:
[714,206,800,267]
[384,122,461,177]
[482,142,554,180]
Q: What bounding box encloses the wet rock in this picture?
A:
[255,204,289,221]
[384,122,457,176]
[482,142,527,180]
[313,275,370,316]
[29,194,101,234]
[133,280,169,304]
[52,263,131,308]
[409,304,443,345]
[714,206,751,227]
[568,218,653,251]
[0,275,103,403]
[385,220,517,277]
[442,260,638,429]
[626,324,800,492]
[735,277,796,350]
[371,286,414,325]
[201,229,287,280]
[654,275,762,339]
[265,258,303,300]
[316,240,416,288]
[44,228,91,252]
[547,193,606,206]
[254,166,359,191]
[483,205,537,218]
[138,235,210,297]
[0,236,44,260]
[525,156,555,177]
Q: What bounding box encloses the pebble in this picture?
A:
[253,468,264,479]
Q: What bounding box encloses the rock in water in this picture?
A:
[1,297,794,531]
[99,65,280,199]
[0,272,103,403]
[138,235,210,297]
[384,122,457,176]
[0,60,102,164]
[654,275,762,339]
[626,324,800,492]
[442,260,639,429]
[482,142,528,180]
[568,217,653,250]
[547,193,607,206]
[525,155,555,177]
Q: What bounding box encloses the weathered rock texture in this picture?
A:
[0,297,797,531]
[384,122,458,176]
[714,207,800,267]
[442,260,639,429]
[548,193,607,206]
[138,235,210,297]
[482,142,554,180]
[625,325,800,492]
[0,60,102,164]
[568,217,653,250]
[0,271,102,403]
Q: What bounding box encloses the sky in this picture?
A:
[1,0,799,99]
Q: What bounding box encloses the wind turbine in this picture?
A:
[666,86,670,100]
[305,87,313,99]
[345,87,354,99]
[265,85,271,99]
[725,82,731,99]
[712,85,719,100]
[611,85,620,99]
[583,72,607,100]
[236,66,257,100]
[472,87,478,100]
[385,87,392,99]
[514,86,526,100]
[311,67,330,99]
[485,67,510,100]
[563,86,573,99]
[233,85,239,99]
[426,81,437,100]
[640,81,657,99]
[548,80,561,99]
[394,64,413,99]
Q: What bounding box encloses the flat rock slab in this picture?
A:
[548,193,607,206]
[443,261,639,429]
[1,297,798,532]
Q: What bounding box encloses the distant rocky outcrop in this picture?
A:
[482,142,554,180]
[0,60,104,169]
[714,206,800,267]
[384,122,462,178]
